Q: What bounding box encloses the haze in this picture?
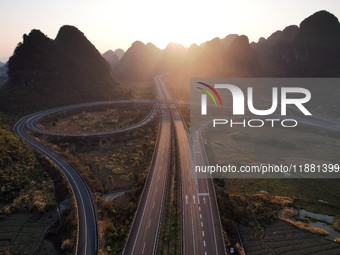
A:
[1,0,340,62]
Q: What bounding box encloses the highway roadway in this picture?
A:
[156,75,226,255]
[13,99,162,255]
[123,75,340,255]
[13,116,98,255]
[14,93,175,255]
[123,78,171,255]
[13,75,226,255]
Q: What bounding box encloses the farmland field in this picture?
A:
[0,212,58,255]
[239,220,340,255]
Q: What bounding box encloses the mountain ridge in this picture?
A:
[2,10,339,113]
[102,49,125,70]
[115,9,340,80]
[0,25,127,114]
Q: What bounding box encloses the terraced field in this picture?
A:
[240,220,340,255]
[0,212,58,255]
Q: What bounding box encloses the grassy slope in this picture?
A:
[0,128,56,214]
[0,113,61,254]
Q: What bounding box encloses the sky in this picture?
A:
[1,0,340,63]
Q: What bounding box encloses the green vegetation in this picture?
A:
[0,128,56,215]
[214,178,340,252]
[0,107,82,254]
[96,196,133,255]
[39,105,152,134]
[0,112,77,254]
[225,178,340,216]
[214,178,340,254]
[157,123,182,255]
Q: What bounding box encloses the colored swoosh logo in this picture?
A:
[196,82,223,106]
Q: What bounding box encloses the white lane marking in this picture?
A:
[198,193,209,196]
[185,195,188,204]
[205,252,207,255]
[142,241,146,254]
[198,197,200,204]
[200,214,202,219]
[202,230,205,237]
[201,222,203,227]
[193,195,196,204]
[203,240,206,247]
[203,197,206,204]
[148,219,151,229]
[152,201,155,209]
[199,207,201,212]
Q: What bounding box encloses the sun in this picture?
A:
[120,0,232,49]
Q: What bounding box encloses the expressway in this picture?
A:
[13,83,179,255]
[13,116,98,255]
[14,75,226,255]
[122,77,171,255]
[156,75,226,255]
[13,99,164,254]
[123,75,340,255]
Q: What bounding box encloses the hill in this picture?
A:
[114,41,162,82]
[117,33,262,81]
[184,37,231,77]
[225,35,261,76]
[102,50,120,69]
[113,48,125,60]
[252,10,340,76]
[0,25,127,114]
[0,64,7,78]
[102,10,340,84]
